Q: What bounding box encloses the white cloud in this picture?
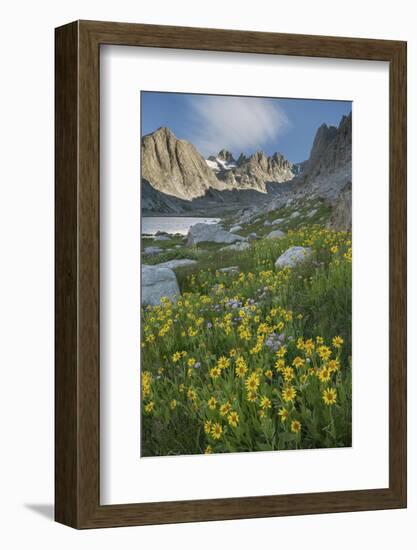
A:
[187,95,290,157]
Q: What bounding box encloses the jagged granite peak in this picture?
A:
[308,123,338,168]
[217,149,235,163]
[295,112,352,202]
[237,153,248,166]
[207,148,295,193]
[141,126,225,200]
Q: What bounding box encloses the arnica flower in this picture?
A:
[328,359,340,373]
[282,366,294,382]
[204,420,212,434]
[220,402,231,417]
[246,390,257,402]
[217,356,230,370]
[332,336,344,349]
[260,396,272,410]
[207,396,217,410]
[210,366,221,380]
[322,387,337,405]
[187,357,196,367]
[304,338,315,355]
[235,357,248,378]
[292,356,305,369]
[317,345,332,361]
[211,423,223,440]
[187,387,197,402]
[245,373,260,392]
[264,369,273,380]
[278,407,288,423]
[228,411,239,428]
[282,385,297,403]
[318,366,331,383]
[204,445,213,454]
[291,419,302,433]
[274,358,285,372]
[296,337,305,350]
[276,346,287,358]
[144,401,154,414]
[170,399,177,410]
[141,371,152,398]
[172,351,182,363]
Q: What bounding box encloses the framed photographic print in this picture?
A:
[55,20,407,528]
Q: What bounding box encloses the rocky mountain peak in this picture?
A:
[217,149,235,163]
[141,126,225,200]
[295,111,352,202]
[309,123,338,167]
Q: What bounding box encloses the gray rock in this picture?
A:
[264,220,272,226]
[247,232,257,242]
[219,266,239,274]
[142,265,180,306]
[187,223,245,246]
[290,211,300,219]
[220,242,251,252]
[307,209,318,219]
[271,218,284,226]
[229,225,243,233]
[143,246,163,256]
[274,246,312,269]
[328,182,352,230]
[266,230,285,239]
[154,259,197,270]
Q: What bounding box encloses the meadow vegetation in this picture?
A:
[141,215,352,456]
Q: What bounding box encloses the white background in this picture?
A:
[101,47,389,504]
[0,0,415,548]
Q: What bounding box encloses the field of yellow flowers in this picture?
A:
[141,225,352,456]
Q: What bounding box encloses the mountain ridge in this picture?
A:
[141,113,352,217]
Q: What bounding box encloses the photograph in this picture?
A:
[140,91,352,457]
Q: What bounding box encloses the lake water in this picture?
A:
[142,216,220,236]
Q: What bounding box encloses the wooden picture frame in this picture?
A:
[55,20,407,528]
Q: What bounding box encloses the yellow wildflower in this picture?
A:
[282,385,297,403]
[210,366,221,379]
[211,423,223,440]
[260,396,272,410]
[278,407,288,423]
[228,411,239,428]
[204,420,212,434]
[332,336,344,349]
[291,419,301,433]
[322,387,337,405]
[220,402,231,417]
[217,356,230,370]
[207,396,217,410]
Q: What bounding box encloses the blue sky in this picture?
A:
[141,91,351,164]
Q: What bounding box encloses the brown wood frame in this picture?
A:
[55,20,407,529]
